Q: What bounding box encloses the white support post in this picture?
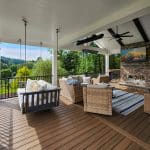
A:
[105,54,109,76]
[52,48,57,86]
[52,28,60,86]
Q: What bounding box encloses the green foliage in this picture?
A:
[26,61,34,69]
[31,60,52,76]
[16,66,31,77]
[109,54,121,69]
[1,69,12,78]
[76,52,105,75]
[0,49,121,81]
[10,64,17,76]
[0,62,8,69]
[57,60,68,76]
[62,51,80,75]
[11,66,31,89]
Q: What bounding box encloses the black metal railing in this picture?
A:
[0,72,120,100]
[0,75,52,100]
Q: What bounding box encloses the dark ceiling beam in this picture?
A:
[133,18,149,42]
[122,41,150,49]
[107,28,124,47]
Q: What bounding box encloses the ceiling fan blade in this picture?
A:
[121,35,134,37]
[117,37,123,41]
[116,26,118,34]
[76,33,104,45]
[103,36,113,38]
[119,31,130,35]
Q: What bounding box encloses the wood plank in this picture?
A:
[16,118,100,150]
[126,143,145,150]
[100,133,124,150]
[13,112,88,144]
[44,122,102,150]
[87,112,150,150]
[113,138,133,150]
[0,97,149,150]
[55,124,106,150]
[86,130,117,149]
[71,126,111,150]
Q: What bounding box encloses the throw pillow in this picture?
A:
[37,80,48,90]
[66,79,81,85]
[83,76,91,84]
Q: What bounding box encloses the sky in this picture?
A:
[0,42,52,60]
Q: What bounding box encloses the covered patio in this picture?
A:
[0,0,150,149]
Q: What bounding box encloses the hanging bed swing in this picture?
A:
[17,18,60,114]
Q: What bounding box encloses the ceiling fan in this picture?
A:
[107,26,134,40]
[75,33,104,45]
[74,26,134,46]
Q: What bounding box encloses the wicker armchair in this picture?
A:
[59,79,83,104]
[92,75,110,85]
[83,85,112,115]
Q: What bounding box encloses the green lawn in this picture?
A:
[0,83,17,95]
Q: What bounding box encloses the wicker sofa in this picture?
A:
[83,85,112,115]
[59,79,83,104]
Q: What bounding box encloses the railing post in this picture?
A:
[8,78,10,98]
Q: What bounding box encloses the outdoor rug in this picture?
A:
[112,89,144,116]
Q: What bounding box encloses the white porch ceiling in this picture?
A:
[0,0,150,51]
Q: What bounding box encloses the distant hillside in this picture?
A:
[1,56,25,65]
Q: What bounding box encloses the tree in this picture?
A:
[109,54,120,69]
[61,51,80,75]
[10,64,17,76]
[31,60,52,76]
[26,61,34,69]
[11,66,31,88]
[0,62,8,69]
[1,69,12,78]
[57,60,68,76]
[16,66,31,77]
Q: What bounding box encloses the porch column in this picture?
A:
[105,54,109,76]
[52,48,57,86]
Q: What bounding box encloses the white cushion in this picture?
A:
[96,82,109,88]
[87,83,109,88]
[37,80,48,90]
[61,77,68,81]
[26,79,43,92]
[47,83,57,90]
[83,76,91,84]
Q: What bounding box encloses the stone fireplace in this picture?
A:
[121,43,150,86]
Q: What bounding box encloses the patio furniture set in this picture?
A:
[59,75,150,115]
[16,74,149,115]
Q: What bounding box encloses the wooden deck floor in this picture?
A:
[0,98,150,150]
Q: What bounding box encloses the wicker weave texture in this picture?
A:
[144,93,150,114]
[92,75,110,85]
[83,86,112,115]
[59,79,83,103]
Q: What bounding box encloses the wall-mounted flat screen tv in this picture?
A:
[121,47,146,62]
